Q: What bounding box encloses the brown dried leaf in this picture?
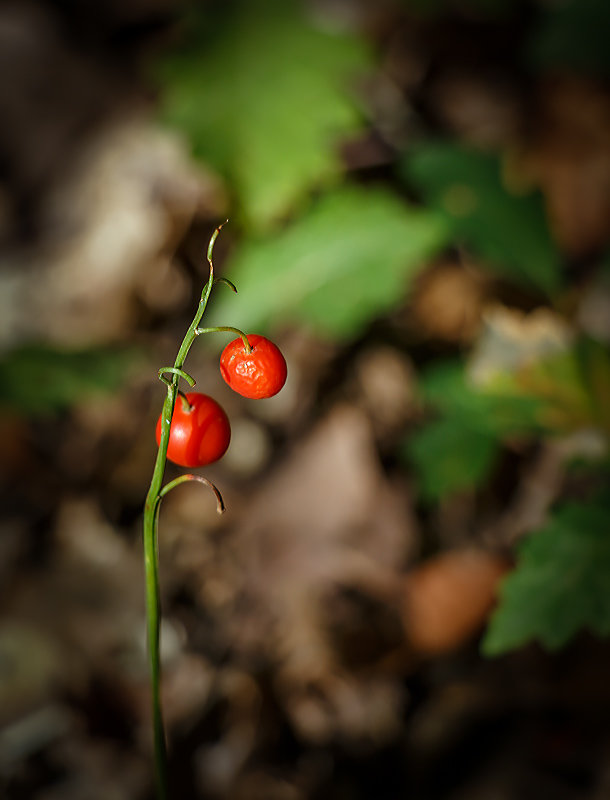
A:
[409,260,488,344]
[431,71,521,149]
[524,77,610,257]
[403,549,509,656]
[213,405,417,743]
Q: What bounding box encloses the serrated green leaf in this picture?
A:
[401,143,562,295]
[207,185,447,339]
[406,417,499,501]
[0,345,137,415]
[482,497,610,655]
[157,0,370,230]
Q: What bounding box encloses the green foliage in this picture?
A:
[575,338,610,435]
[483,495,610,654]
[528,0,610,79]
[158,0,370,231]
[402,143,562,295]
[405,362,542,500]
[407,336,610,502]
[207,185,447,339]
[0,345,137,415]
[420,362,543,436]
[407,416,499,500]
[477,337,610,436]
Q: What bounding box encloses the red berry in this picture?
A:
[156,392,230,467]
[220,335,287,399]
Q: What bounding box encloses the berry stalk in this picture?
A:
[142,223,225,800]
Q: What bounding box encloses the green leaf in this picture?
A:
[157,0,371,230]
[421,361,543,437]
[404,362,541,500]
[405,335,610,503]
[0,345,137,416]
[406,417,499,501]
[483,496,610,654]
[577,338,610,435]
[207,185,447,339]
[402,142,562,296]
[472,332,610,436]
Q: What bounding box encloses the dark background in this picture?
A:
[1,1,610,798]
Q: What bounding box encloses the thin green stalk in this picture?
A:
[142,223,224,800]
[195,326,252,352]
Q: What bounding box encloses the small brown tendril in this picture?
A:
[157,474,225,515]
[206,219,228,284]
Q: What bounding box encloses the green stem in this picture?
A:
[195,325,252,353]
[142,223,224,800]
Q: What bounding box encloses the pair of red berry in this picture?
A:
[155,335,287,468]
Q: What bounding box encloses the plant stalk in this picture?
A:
[142,224,223,800]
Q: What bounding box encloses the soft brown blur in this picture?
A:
[1,2,610,800]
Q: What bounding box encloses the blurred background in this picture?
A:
[1,0,610,798]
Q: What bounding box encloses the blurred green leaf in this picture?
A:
[406,334,610,503]
[158,0,370,230]
[482,495,610,654]
[407,416,499,500]
[528,0,610,79]
[207,185,447,339]
[475,335,610,436]
[405,362,541,500]
[485,348,596,434]
[0,345,137,415]
[402,143,562,295]
[422,361,543,436]
[577,338,610,435]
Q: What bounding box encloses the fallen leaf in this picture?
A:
[404,549,509,656]
[523,77,610,257]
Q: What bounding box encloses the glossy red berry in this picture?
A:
[220,334,287,399]
[156,392,230,468]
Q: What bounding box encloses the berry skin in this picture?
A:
[156,392,230,468]
[220,335,287,399]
